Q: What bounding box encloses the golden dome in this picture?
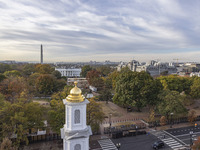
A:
[66,81,85,102]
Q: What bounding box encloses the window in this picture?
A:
[74,109,80,124]
[74,144,81,150]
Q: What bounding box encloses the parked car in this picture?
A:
[152,141,164,149]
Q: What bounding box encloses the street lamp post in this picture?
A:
[116,143,121,150]
[109,113,112,136]
[170,113,174,128]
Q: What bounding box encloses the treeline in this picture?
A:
[0,63,105,149]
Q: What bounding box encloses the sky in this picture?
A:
[0,0,200,63]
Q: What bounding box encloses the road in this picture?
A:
[95,125,200,150]
[166,126,200,146]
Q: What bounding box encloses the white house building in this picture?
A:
[61,81,92,150]
[55,68,81,77]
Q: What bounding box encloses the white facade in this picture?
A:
[55,68,81,77]
[61,83,92,150]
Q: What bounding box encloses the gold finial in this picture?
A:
[74,81,78,86]
[66,81,85,103]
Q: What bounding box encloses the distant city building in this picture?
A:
[190,72,200,77]
[55,68,81,77]
[117,60,177,76]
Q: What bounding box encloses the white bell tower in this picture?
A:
[61,81,92,150]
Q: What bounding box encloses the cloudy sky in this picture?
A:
[0,0,200,63]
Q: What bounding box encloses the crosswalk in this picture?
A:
[151,130,186,150]
[98,139,117,150]
[162,137,185,150]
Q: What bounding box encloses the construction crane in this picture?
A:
[173,58,179,66]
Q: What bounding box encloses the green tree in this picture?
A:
[35,74,56,95]
[48,99,65,134]
[3,70,22,77]
[87,98,105,133]
[0,63,11,73]
[22,64,36,76]
[190,77,200,99]
[52,70,62,79]
[81,65,92,77]
[96,66,112,77]
[157,90,187,120]
[99,88,112,104]
[113,70,162,111]
[0,74,6,83]
[158,75,191,94]
[0,99,44,147]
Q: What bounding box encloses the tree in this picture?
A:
[35,64,54,74]
[160,116,167,126]
[113,70,162,111]
[86,70,104,89]
[48,99,65,134]
[192,136,200,150]
[87,98,105,133]
[108,70,119,90]
[81,65,92,77]
[157,90,187,121]
[0,137,16,150]
[0,77,29,102]
[22,64,36,76]
[35,74,56,95]
[158,75,191,94]
[52,70,62,79]
[190,77,200,99]
[3,70,22,77]
[96,66,112,77]
[0,63,11,73]
[99,88,112,104]
[188,110,197,124]
[0,74,6,83]
[0,99,44,147]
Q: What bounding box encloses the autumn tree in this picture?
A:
[81,65,92,77]
[188,110,197,124]
[86,70,104,89]
[192,136,200,150]
[35,64,54,74]
[0,77,29,102]
[0,137,16,150]
[160,116,167,126]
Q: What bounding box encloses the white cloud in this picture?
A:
[0,0,199,62]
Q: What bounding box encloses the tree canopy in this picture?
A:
[113,70,163,111]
